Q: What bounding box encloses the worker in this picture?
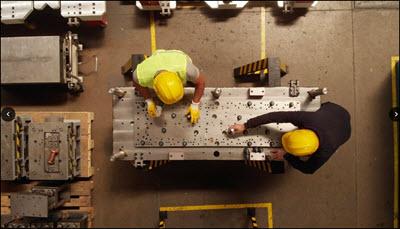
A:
[132,49,206,124]
[228,102,351,174]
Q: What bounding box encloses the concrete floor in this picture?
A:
[1,1,399,228]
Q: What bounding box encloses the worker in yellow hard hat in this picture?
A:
[228,102,351,174]
[132,50,206,124]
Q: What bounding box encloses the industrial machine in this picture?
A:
[1,212,88,229]
[277,1,318,13]
[109,83,325,171]
[1,32,85,93]
[10,183,70,218]
[0,1,107,27]
[1,115,81,181]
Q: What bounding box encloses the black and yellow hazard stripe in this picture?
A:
[235,58,268,78]
[14,118,22,177]
[234,58,288,81]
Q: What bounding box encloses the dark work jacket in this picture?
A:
[245,102,351,174]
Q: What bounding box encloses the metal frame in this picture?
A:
[1,115,81,181]
[10,183,70,218]
[1,1,106,26]
[0,32,84,93]
[111,86,324,168]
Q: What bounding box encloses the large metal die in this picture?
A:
[111,87,321,167]
[0,32,83,93]
[28,117,81,180]
[10,184,70,218]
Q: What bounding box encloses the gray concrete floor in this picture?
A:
[1,1,399,228]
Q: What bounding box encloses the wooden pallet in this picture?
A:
[16,111,95,178]
[1,180,94,228]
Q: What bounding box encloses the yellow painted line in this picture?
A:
[160,203,273,228]
[391,56,399,228]
[260,7,266,59]
[149,11,157,53]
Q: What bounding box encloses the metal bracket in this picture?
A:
[308,88,328,99]
[169,152,184,160]
[249,88,265,97]
[289,80,300,97]
[159,1,172,16]
[67,17,80,26]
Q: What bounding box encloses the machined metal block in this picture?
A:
[111,86,321,167]
[1,36,63,84]
[1,32,83,93]
[10,184,70,218]
[28,117,81,180]
[11,193,49,218]
[60,1,106,21]
[0,1,34,24]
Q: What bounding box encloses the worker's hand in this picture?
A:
[146,99,162,118]
[271,148,286,161]
[186,101,200,124]
[228,123,246,134]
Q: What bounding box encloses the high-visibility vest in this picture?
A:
[136,49,188,88]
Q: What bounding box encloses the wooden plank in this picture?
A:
[63,196,91,207]
[1,207,10,215]
[1,195,10,207]
[70,181,94,196]
[17,112,94,136]
[80,135,94,177]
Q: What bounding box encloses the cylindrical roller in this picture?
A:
[110,150,127,162]
[211,88,222,99]
[108,87,127,98]
[308,87,328,99]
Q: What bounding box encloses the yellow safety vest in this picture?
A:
[136,49,188,88]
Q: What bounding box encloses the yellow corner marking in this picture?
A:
[260,7,266,59]
[391,56,399,229]
[160,203,273,228]
[149,11,157,53]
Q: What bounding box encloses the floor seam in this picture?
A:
[351,7,359,228]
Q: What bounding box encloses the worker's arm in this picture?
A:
[283,151,330,174]
[132,76,161,117]
[132,80,152,100]
[192,73,206,103]
[245,111,306,129]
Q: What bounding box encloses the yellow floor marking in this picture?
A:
[160,202,273,228]
[150,11,157,53]
[260,7,266,59]
[391,56,399,228]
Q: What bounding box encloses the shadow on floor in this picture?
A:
[0,85,70,106]
[271,7,309,26]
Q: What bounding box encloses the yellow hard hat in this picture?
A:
[281,129,319,156]
[153,71,184,105]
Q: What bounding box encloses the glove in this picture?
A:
[186,101,200,124]
[146,99,162,118]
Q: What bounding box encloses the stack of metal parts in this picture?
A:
[10,184,70,218]
[110,83,325,170]
[0,1,107,26]
[1,116,81,181]
[0,32,84,93]
[1,213,88,228]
